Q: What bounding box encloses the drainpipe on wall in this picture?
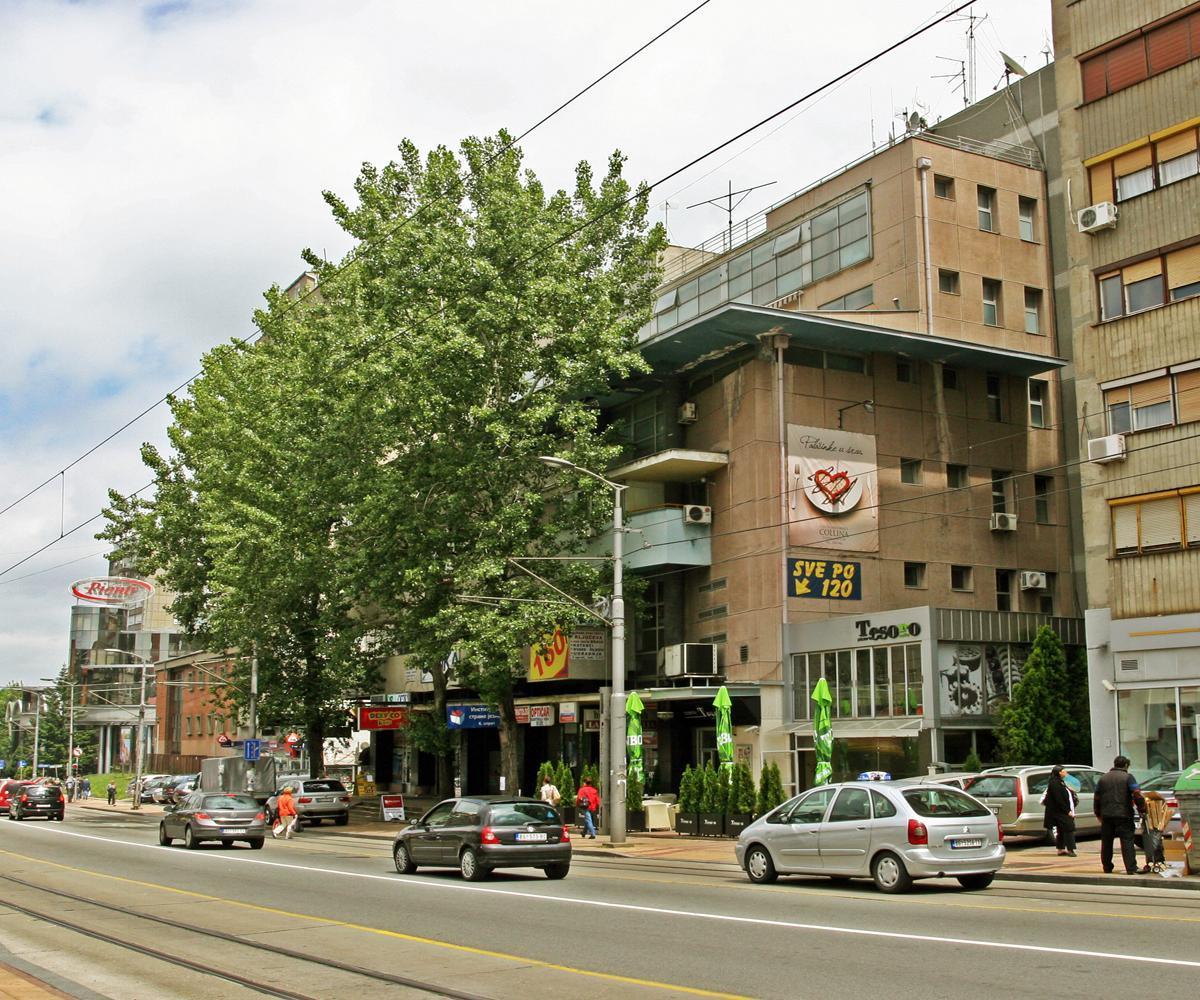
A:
[916,156,934,337]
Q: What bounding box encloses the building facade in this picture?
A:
[1052,0,1200,775]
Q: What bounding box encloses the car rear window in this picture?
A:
[487,802,561,825]
[965,775,1017,797]
[300,780,345,792]
[27,786,62,799]
[902,788,991,817]
[203,795,258,810]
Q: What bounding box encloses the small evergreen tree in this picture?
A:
[626,769,644,813]
[556,760,576,806]
[1061,646,1093,764]
[699,761,720,813]
[756,761,785,815]
[537,761,555,786]
[963,748,983,772]
[996,626,1072,765]
[731,762,756,814]
[678,765,697,813]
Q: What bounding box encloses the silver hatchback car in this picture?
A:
[735,781,1005,893]
[964,766,1104,838]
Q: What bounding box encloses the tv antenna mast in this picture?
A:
[934,56,968,108]
[946,8,988,105]
[687,180,777,252]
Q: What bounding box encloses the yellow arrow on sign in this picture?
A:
[793,578,811,596]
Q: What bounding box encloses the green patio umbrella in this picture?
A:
[812,676,833,785]
[626,691,645,783]
[713,685,734,775]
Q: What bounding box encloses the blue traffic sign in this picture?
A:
[243,739,263,762]
[0,759,6,769]
[18,760,26,768]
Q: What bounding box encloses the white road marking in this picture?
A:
[14,824,1200,971]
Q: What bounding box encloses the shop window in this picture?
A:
[1024,288,1042,334]
[1018,197,1037,241]
[1028,379,1048,428]
[947,464,968,489]
[1117,687,1182,774]
[977,185,996,232]
[934,175,955,199]
[900,458,921,485]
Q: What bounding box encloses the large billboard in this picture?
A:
[787,424,879,553]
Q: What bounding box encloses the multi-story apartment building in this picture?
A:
[1053,0,1200,775]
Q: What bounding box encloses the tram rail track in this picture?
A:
[0,872,490,1000]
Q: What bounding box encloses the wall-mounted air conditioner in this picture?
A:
[989,512,1018,532]
[658,643,719,677]
[1019,570,1048,591]
[1077,202,1118,234]
[677,401,698,424]
[1087,434,1126,464]
[682,504,712,524]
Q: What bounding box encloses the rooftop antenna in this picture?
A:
[687,179,777,253]
[934,55,968,108]
[1041,32,1053,65]
[946,8,987,105]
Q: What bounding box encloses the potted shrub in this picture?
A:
[625,770,646,832]
[674,765,699,835]
[727,762,756,836]
[756,761,785,818]
[556,760,576,825]
[698,762,725,837]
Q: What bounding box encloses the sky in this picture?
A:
[0,0,1054,685]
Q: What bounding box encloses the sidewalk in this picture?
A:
[73,798,1197,890]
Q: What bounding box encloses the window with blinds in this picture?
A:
[1096,244,1200,321]
[1109,488,1200,555]
[1080,9,1200,103]
[1088,123,1200,204]
[1102,365,1200,434]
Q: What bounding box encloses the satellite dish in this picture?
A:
[907,112,922,130]
[1000,51,1028,77]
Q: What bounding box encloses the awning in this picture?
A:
[784,716,925,739]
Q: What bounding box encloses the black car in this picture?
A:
[393,796,571,881]
[10,782,65,821]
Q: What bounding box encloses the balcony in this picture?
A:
[588,505,712,572]
[609,448,728,483]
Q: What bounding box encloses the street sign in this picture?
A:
[0,759,6,769]
[72,747,83,757]
[216,734,232,748]
[380,794,406,821]
[244,739,263,762]
[18,760,26,768]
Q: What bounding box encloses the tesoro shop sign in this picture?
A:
[70,577,153,605]
[853,619,922,642]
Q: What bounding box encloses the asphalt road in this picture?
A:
[0,809,1198,999]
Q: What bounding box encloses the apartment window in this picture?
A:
[1024,287,1042,334]
[1089,125,1200,203]
[977,185,996,232]
[951,565,973,591]
[904,562,926,588]
[991,470,1010,514]
[996,569,1013,612]
[615,394,668,457]
[896,359,915,383]
[938,269,960,294]
[818,284,874,311]
[1097,245,1200,320]
[1038,573,1056,615]
[1034,475,1052,524]
[1080,11,1200,103]
[636,579,665,654]
[786,345,867,373]
[985,374,1003,421]
[934,175,955,199]
[900,458,922,485]
[1104,371,1186,433]
[1028,379,1048,428]
[947,464,968,489]
[185,716,193,737]
[982,278,1002,326]
[1018,197,1036,241]
[942,366,959,391]
[1111,488,1200,556]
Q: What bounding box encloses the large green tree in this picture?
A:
[996,626,1073,765]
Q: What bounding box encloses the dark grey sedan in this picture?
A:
[393,797,571,881]
[159,792,267,849]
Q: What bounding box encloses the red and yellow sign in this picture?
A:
[529,627,570,681]
[358,706,409,730]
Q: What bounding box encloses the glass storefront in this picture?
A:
[792,644,922,720]
[1117,685,1200,778]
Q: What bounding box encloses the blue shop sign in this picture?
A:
[447,704,501,729]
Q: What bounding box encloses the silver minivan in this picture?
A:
[965,766,1104,837]
[735,781,1005,893]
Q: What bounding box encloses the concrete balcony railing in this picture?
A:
[589,505,713,572]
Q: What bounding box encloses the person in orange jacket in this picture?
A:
[274,786,299,839]
[576,778,600,839]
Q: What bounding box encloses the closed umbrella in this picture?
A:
[713,686,734,776]
[626,691,645,783]
[812,677,833,785]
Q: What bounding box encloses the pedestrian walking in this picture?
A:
[274,786,299,839]
[539,774,561,809]
[66,776,76,802]
[1041,765,1077,856]
[1093,754,1145,875]
[81,777,91,800]
[576,777,600,839]
[106,780,117,806]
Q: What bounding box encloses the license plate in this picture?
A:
[987,806,1000,815]
[949,837,984,849]
[222,829,247,836]
[516,832,547,842]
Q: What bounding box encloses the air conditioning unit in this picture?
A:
[989,512,1018,532]
[1077,201,1118,234]
[677,401,698,424]
[658,643,719,677]
[682,504,712,524]
[1087,434,1126,464]
[1019,570,1048,591]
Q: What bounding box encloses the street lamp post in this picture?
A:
[539,456,628,846]
[98,650,153,811]
[41,676,78,782]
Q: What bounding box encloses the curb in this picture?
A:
[994,870,1200,891]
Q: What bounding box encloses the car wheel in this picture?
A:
[393,842,417,874]
[184,825,199,850]
[158,824,172,846]
[335,814,349,826]
[460,847,489,881]
[745,845,778,884]
[956,873,995,891]
[249,839,265,850]
[543,863,570,880]
[871,851,913,894]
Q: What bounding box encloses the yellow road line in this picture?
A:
[0,848,747,999]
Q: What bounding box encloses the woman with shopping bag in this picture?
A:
[274,786,299,839]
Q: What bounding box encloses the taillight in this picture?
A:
[299,797,313,804]
[1167,798,1178,810]
[561,825,571,842]
[1015,782,1024,818]
[907,819,928,845]
[480,826,500,845]
[996,816,1004,842]
[194,812,211,821]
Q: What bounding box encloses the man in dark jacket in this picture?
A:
[1093,755,1144,874]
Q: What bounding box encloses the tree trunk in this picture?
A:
[497,689,519,795]
[431,665,452,797]
[307,715,325,777]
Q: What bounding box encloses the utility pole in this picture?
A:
[32,690,42,778]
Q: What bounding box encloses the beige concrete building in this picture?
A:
[593,129,1082,794]
[1052,0,1200,775]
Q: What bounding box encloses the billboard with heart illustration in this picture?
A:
[787,424,879,552]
